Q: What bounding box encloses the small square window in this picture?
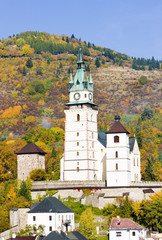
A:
[116,232,121,237]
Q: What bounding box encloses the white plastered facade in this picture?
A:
[27,212,74,235]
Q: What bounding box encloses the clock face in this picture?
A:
[74,92,80,100]
[89,93,92,100]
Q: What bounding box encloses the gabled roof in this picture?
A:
[106,114,129,134]
[143,189,154,194]
[67,231,88,240]
[8,237,36,240]
[43,231,69,240]
[28,197,74,213]
[110,218,146,230]
[16,143,46,155]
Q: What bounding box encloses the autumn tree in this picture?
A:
[0,142,17,181]
[30,169,46,181]
[79,208,97,240]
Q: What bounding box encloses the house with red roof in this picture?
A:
[109,217,147,240]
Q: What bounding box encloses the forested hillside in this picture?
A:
[0,31,161,183]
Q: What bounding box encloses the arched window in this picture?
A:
[116,163,118,170]
[115,151,118,158]
[114,135,119,143]
[77,114,80,121]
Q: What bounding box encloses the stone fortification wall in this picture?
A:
[31,180,161,208]
[32,180,105,191]
[0,226,19,240]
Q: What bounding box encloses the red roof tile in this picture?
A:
[16,143,46,155]
[110,218,146,230]
[106,114,129,134]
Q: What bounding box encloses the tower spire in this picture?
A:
[77,47,83,63]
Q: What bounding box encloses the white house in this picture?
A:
[60,48,141,187]
[109,217,147,240]
[27,197,75,235]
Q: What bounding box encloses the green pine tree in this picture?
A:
[26,58,33,68]
[17,181,31,202]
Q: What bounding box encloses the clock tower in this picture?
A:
[61,48,98,181]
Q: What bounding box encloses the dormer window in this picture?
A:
[114,136,119,143]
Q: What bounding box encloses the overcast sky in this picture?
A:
[1,0,162,59]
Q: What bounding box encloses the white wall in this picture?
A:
[28,212,74,235]
[109,229,146,240]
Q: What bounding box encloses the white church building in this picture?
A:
[60,48,141,187]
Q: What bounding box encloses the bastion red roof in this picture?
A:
[110,218,146,230]
[16,143,46,155]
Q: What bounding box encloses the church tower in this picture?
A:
[61,48,98,181]
[106,114,131,186]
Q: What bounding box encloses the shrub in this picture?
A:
[138,75,148,85]
[30,169,46,181]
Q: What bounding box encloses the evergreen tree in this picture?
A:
[86,65,90,72]
[36,68,43,75]
[95,58,100,68]
[122,195,132,218]
[17,181,31,202]
[71,34,75,39]
[66,37,69,43]
[145,158,157,181]
[22,66,27,76]
[26,58,33,68]
[141,106,153,120]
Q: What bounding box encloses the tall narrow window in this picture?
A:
[93,152,94,158]
[133,158,135,166]
[92,142,94,148]
[137,158,138,166]
[77,152,79,156]
[77,132,79,136]
[77,114,80,121]
[77,167,79,172]
[49,226,52,231]
[92,132,94,139]
[114,136,119,143]
[116,163,118,170]
[115,151,118,158]
[49,216,52,221]
[33,216,36,221]
[77,142,79,146]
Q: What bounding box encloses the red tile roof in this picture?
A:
[16,143,46,155]
[106,114,129,134]
[110,218,146,230]
[8,237,37,240]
